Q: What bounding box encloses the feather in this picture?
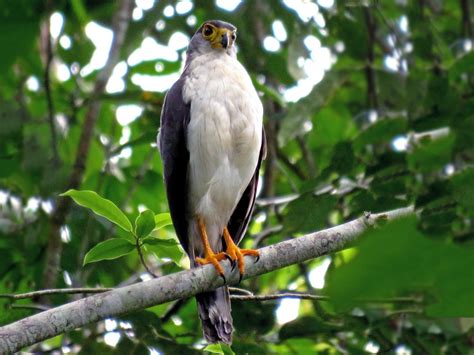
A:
[159,74,235,344]
[159,75,191,254]
[158,20,265,345]
[227,128,266,247]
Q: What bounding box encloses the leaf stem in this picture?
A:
[135,238,158,278]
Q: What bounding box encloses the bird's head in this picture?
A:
[187,20,237,56]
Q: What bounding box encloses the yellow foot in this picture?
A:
[196,252,229,281]
[223,227,260,282]
[196,217,229,282]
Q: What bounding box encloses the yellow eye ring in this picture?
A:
[202,25,214,37]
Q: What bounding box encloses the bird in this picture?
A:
[158,20,266,344]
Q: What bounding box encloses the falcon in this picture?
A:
[158,20,266,344]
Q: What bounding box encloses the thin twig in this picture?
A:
[230,293,422,303]
[10,304,51,312]
[108,132,155,156]
[256,194,299,207]
[160,298,188,323]
[364,6,378,110]
[230,292,329,301]
[276,160,299,193]
[276,148,307,180]
[136,239,158,278]
[460,0,473,38]
[42,9,60,166]
[0,288,112,300]
[253,225,283,248]
[297,136,316,178]
[374,5,405,72]
[387,308,423,316]
[228,287,254,295]
[363,297,423,304]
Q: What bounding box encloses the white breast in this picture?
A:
[183,51,263,251]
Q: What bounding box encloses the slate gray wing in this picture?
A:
[226,128,266,246]
[158,76,191,254]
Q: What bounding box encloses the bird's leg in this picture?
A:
[195,216,229,282]
[223,227,259,282]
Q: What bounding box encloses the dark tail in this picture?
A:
[196,286,233,344]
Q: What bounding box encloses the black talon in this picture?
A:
[220,273,227,284]
[224,253,232,262]
[255,254,260,263]
[238,273,243,283]
[231,260,237,271]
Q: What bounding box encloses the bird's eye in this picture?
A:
[231,33,236,40]
[203,26,213,37]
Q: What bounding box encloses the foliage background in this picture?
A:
[0,0,473,353]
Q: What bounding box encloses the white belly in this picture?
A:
[183,51,263,251]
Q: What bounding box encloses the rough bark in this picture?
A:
[0,207,413,353]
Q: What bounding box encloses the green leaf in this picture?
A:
[143,238,184,264]
[61,189,132,232]
[284,193,337,234]
[451,168,474,213]
[203,343,235,355]
[309,106,356,148]
[407,134,455,174]
[70,0,89,25]
[135,209,156,239]
[232,300,276,336]
[449,51,474,81]
[154,213,173,230]
[83,238,135,265]
[370,165,409,197]
[353,118,408,151]
[326,217,474,317]
[0,6,39,75]
[279,316,341,340]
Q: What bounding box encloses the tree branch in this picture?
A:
[276,147,308,180]
[228,287,254,295]
[0,288,112,300]
[41,8,60,166]
[253,225,283,248]
[230,292,329,301]
[460,0,473,38]
[409,127,450,148]
[297,136,317,178]
[41,0,134,291]
[230,292,421,303]
[0,207,413,353]
[363,6,378,110]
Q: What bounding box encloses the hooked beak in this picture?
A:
[211,28,234,49]
[221,32,229,49]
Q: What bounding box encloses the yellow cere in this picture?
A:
[202,24,235,49]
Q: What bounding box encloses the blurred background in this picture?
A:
[1,0,473,353]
